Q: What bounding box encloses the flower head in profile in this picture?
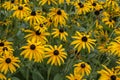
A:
[0,54,20,74]
[45,45,67,66]
[48,8,68,27]
[20,39,45,62]
[74,62,91,76]
[71,31,96,53]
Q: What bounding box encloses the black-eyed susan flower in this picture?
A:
[74,62,91,76]
[105,0,118,8]
[12,4,30,19]
[0,19,12,26]
[0,40,13,48]
[87,0,103,11]
[48,8,68,27]
[39,0,57,5]
[95,30,109,45]
[74,0,91,14]
[58,0,70,5]
[71,31,96,53]
[66,73,83,80]
[20,39,45,62]
[45,45,67,66]
[98,65,120,80]
[108,39,120,56]
[0,46,14,56]
[102,16,116,28]
[46,18,53,27]
[0,73,6,80]
[33,21,48,32]
[52,28,68,41]
[24,0,29,3]
[2,0,18,10]
[24,10,45,25]
[24,29,49,44]
[0,54,20,74]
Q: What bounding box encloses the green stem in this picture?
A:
[26,68,29,80]
[47,66,52,80]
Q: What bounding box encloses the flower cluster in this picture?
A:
[1,0,120,80]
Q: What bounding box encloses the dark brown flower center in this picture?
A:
[18,6,23,10]
[110,75,116,80]
[31,11,36,16]
[53,50,59,55]
[11,0,15,3]
[49,19,52,22]
[112,17,117,22]
[94,10,100,16]
[30,44,36,50]
[3,47,8,51]
[35,31,41,35]
[57,10,62,15]
[59,28,64,33]
[5,58,11,64]
[78,3,84,8]
[92,3,96,6]
[0,42,4,46]
[39,24,43,27]
[81,63,86,68]
[82,36,87,42]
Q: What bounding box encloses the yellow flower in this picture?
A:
[12,4,30,19]
[74,1,91,14]
[105,0,118,8]
[24,29,49,44]
[0,19,12,26]
[39,0,57,5]
[0,46,14,56]
[102,16,116,28]
[58,0,70,5]
[74,62,91,76]
[0,73,6,80]
[66,73,83,80]
[33,21,48,32]
[95,30,109,45]
[48,8,68,27]
[108,39,120,56]
[45,45,67,66]
[52,28,68,41]
[0,40,13,48]
[98,65,120,80]
[71,31,96,53]
[2,0,18,11]
[87,0,103,11]
[24,10,45,25]
[0,54,20,74]
[20,39,45,62]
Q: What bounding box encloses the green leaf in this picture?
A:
[11,77,20,80]
[32,70,44,80]
[53,73,63,80]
